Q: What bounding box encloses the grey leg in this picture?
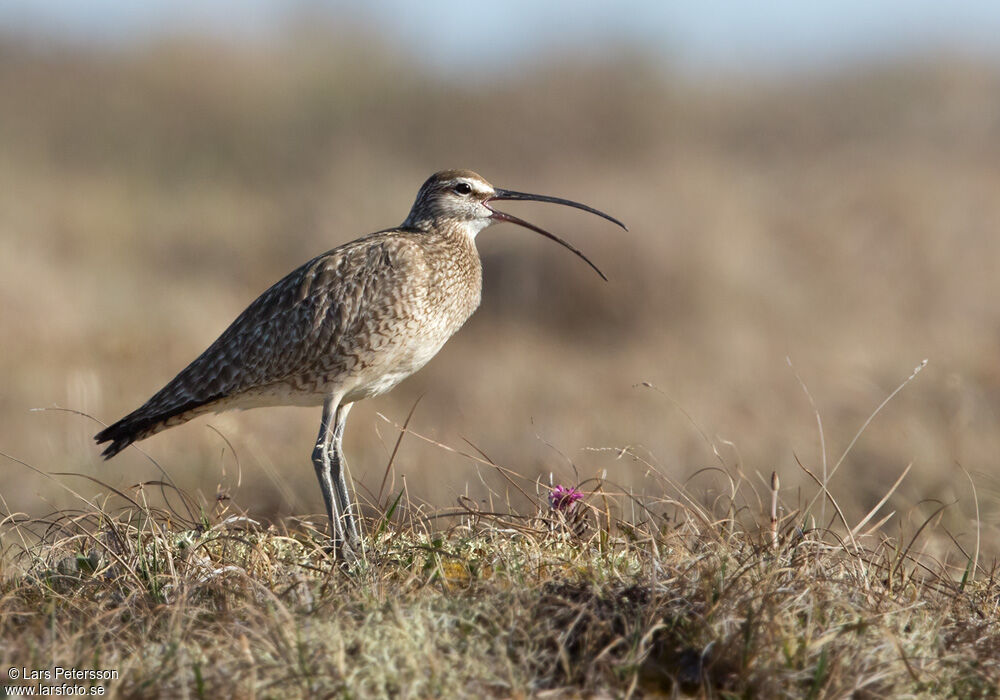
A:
[312,396,350,549]
[330,402,360,545]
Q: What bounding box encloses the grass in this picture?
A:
[2,419,997,698]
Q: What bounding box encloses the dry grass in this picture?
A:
[1,430,997,698]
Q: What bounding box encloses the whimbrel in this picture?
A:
[95,170,625,551]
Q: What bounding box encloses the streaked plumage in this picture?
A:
[95,169,625,552]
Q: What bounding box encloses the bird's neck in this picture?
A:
[405,217,491,241]
[419,220,484,318]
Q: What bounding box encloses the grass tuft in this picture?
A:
[1,457,997,698]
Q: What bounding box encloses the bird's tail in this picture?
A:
[94,396,218,459]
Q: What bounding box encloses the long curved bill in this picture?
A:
[486,188,627,282]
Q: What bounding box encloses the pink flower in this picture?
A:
[548,484,584,512]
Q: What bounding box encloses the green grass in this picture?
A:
[1,457,996,699]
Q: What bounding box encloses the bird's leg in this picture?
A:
[330,402,360,547]
[312,396,350,551]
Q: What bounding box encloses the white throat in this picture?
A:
[462,217,494,240]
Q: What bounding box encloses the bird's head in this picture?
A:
[402,169,626,281]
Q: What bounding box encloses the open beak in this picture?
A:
[485,188,627,282]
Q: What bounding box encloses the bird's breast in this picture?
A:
[339,233,482,401]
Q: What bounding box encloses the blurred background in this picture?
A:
[2,2,999,550]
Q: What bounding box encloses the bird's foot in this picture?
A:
[323,536,360,565]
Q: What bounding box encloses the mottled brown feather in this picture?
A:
[95,224,482,458]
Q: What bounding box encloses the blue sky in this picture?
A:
[2,1,999,75]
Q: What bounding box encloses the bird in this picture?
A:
[95,169,626,553]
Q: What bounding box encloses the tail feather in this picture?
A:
[94,395,221,459]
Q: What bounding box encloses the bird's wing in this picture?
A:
[95,231,427,456]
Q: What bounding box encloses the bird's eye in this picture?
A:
[453,183,472,195]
